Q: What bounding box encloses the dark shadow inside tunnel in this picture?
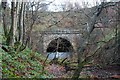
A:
[47,37,74,52]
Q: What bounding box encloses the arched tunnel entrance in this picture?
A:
[46,37,74,59]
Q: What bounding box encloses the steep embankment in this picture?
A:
[93,37,120,66]
[80,35,120,79]
[1,47,53,78]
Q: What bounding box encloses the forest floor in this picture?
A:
[45,63,120,79]
[80,64,120,79]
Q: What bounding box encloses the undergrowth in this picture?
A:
[1,47,53,78]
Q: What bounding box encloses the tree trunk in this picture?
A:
[2,1,8,38]
[6,1,16,46]
[2,8,7,37]
[22,3,26,44]
[14,2,19,42]
[72,2,105,80]
[18,2,24,43]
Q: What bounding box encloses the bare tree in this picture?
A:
[6,0,16,46]
[1,0,8,37]
[71,1,119,79]
[18,2,24,43]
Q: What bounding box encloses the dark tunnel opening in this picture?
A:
[47,37,73,52]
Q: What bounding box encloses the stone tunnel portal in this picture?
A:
[46,37,74,59]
